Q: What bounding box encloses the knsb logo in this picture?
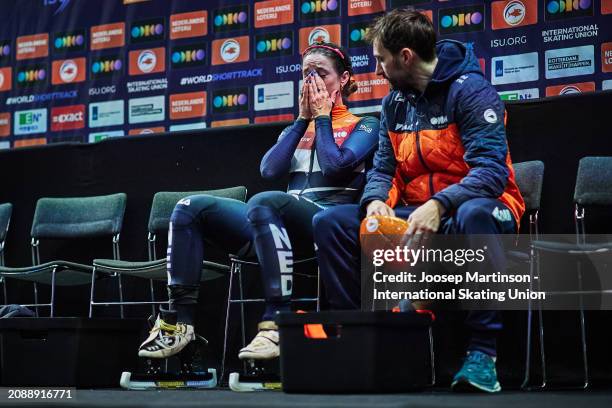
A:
[43,0,72,15]
[348,0,385,17]
[53,30,86,52]
[439,5,485,35]
[255,31,293,59]
[16,65,47,87]
[0,67,12,92]
[212,37,249,65]
[300,0,340,21]
[0,41,10,63]
[213,5,249,33]
[14,109,47,135]
[348,22,370,48]
[212,88,249,114]
[171,44,206,69]
[52,58,86,85]
[130,18,165,44]
[545,82,595,96]
[169,91,207,120]
[91,56,122,79]
[299,25,341,53]
[492,0,538,30]
[129,47,165,75]
[51,104,85,131]
[170,11,208,40]
[545,0,593,21]
[498,88,539,100]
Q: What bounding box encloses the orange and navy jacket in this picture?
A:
[261,104,379,206]
[360,40,524,224]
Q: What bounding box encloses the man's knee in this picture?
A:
[170,194,214,226]
[456,199,497,227]
[312,207,341,238]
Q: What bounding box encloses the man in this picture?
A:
[312,9,524,393]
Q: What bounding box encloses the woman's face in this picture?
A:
[302,53,348,100]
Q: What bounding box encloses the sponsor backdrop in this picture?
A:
[0,0,610,148]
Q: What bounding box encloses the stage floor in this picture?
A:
[2,389,611,408]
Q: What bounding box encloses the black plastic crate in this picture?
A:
[277,311,434,393]
[0,318,144,388]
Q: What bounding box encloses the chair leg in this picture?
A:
[316,267,321,312]
[2,278,7,306]
[221,261,237,384]
[117,274,125,319]
[89,267,97,318]
[33,282,39,317]
[50,267,56,318]
[237,263,246,349]
[149,279,156,317]
[577,260,589,389]
[428,326,436,386]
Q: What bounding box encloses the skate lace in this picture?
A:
[152,319,185,346]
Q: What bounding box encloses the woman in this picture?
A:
[138,42,379,362]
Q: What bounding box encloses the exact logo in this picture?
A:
[545,0,593,21]
[0,67,12,92]
[300,0,340,21]
[492,0,538,30]
[53,30,86,52]
[0,41,10,63]
[51,104,85,131]
[299,25,341,53]
[255,31,293,59]
[91,56,122,79]
[171,44,206,69]
[129,47,165,75]
[212,37,249,65]
[212,88,249,114]
[14,108,47,135]
[348,22,370,48]
[213,5,249,33]
[439,5,485,35]
[16,65,47,87]
[130,18,165,44]
[170,10,208,40]
[52,58,86,85]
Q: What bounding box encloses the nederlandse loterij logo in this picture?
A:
[220,39,240,63]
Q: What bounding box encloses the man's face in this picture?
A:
[373,40,411,91]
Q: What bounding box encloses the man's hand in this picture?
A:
[366,200,395,217]
[406,199,446,234]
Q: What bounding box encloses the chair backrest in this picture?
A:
[513,161,545,212]
[574,157,612,207]
[30,193,127,240]
[147,186,247,235]
[0,203,12,244]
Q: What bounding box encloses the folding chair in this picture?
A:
[524,156,612,390]
[90,186,248,318]
[0,194,126,317]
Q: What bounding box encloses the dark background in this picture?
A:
[1,91,612,386]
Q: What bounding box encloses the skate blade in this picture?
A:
[120,369,217,390]
[228,372,281,392]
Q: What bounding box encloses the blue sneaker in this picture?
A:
[451,350,501,393]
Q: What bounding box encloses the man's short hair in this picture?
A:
[366,8,437,63]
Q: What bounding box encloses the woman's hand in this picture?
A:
[298,79,312,120]
[308,73,336,118]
